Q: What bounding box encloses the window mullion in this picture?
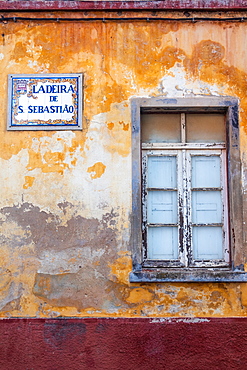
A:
[141,151,148,261]
[181,113,186,143]
[184,150,192,267]
[177,150,188,266]
[222,150,230,263]
[179,113,187,266]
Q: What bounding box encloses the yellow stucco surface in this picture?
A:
[1,11,247,317]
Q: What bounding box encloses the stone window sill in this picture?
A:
[129,269,247,283]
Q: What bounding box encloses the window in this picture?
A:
[130,97,247,282]
[142,112,228,267]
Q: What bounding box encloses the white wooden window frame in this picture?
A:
[130,97,247,282]
[142,148,228,268]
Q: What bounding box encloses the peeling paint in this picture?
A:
[87,162,106,179]
[150,317,211,323]
[23,176,35,189]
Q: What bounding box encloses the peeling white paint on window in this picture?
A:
[142,112,229,268]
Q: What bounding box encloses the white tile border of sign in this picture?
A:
[7,73,83,131]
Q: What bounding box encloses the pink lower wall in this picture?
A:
[0,318,247,370]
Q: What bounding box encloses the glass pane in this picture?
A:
[148,191,177,224]
[192,191,222,224]
[148,156,177,188]
[192,156,221,188]
[147,226,178,259]
[141,113,181,143]
[187,114,225,143]
[193,226,223,260]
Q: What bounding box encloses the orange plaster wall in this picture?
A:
[1,11,247,318]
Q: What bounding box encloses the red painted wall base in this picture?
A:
[0,318,247,370]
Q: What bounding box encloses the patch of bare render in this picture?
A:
[0,202,117,253]
[0,279,24,312]
[33,271,130,310]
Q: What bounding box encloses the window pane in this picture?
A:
[142,113,181,143]
[147,226,178,259]
[193,226,223,260]
[187,114,225,143]
[148,156,177,188]
[148,191,177,224]
[192,156,221,188]
[192,191,222,224]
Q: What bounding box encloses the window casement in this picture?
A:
[130,97,247,282]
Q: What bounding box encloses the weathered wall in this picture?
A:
[2,11,247,317]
